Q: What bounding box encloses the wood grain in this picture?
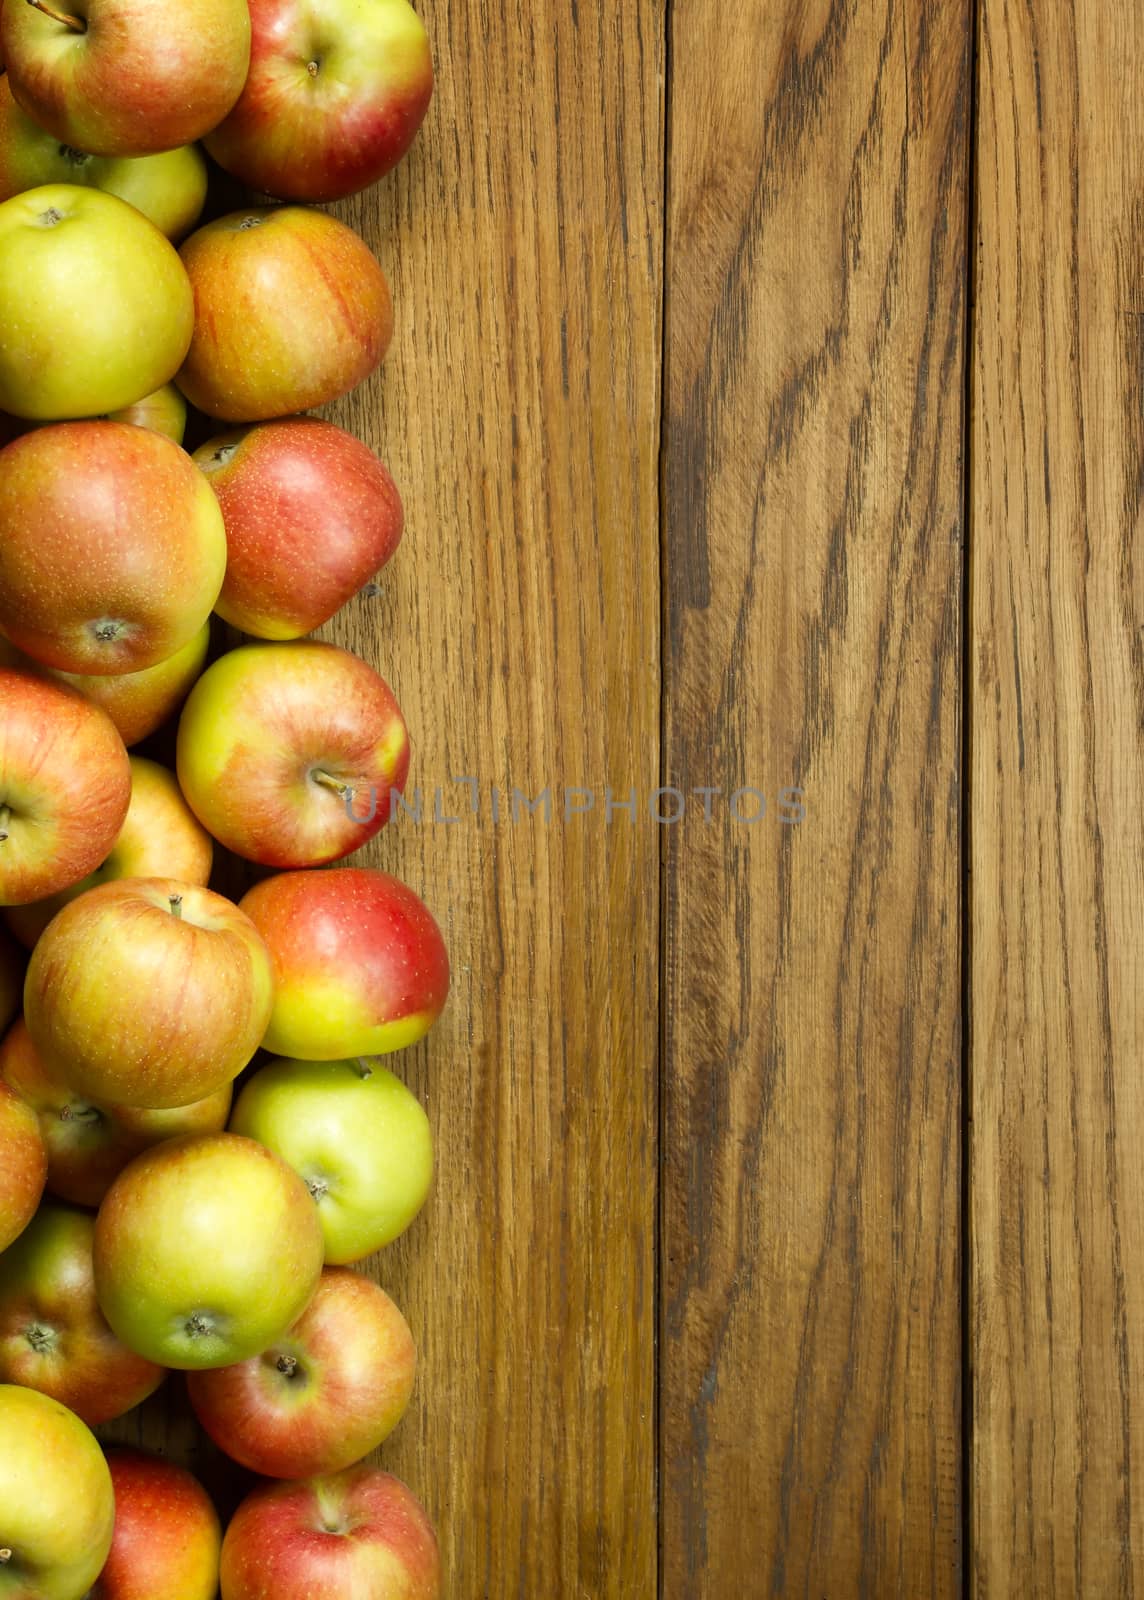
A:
[660,2,970,1591]
[105,0,665,1592]
[969,0,1144,1591]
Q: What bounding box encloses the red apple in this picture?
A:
[6,755,213,948]
[204,0,433,202]
[176,642,410,867]
[177,207,393,422]
[194,418,404,639]
[0,421,226,675]
[0,623,211,748]
[0,1201,163,1425]
[239,868,449,1060]
[24,879,274,1110]
[219,1467,441,1600]
[0,1077,46,1251]
[187,1267,416,1477]
[0,920,22,1033]
[1,0,251,158]
[0,668,131,906]
[0,1017,232,1208]
[91,1449,221,1600]
[93,1132,326,1369]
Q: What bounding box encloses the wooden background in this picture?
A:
[106,0,1144,1593]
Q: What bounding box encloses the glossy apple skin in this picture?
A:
[0,1202,163,1425]
[195,418,404,638]
[6,756,213,948]
[0,1078,46,1252]
[0,623,210,748]
[239,868,450,1060]
[0,1017,231,1207]
[0,669,131,907]
[0,921,22,1033]
[188,1267,416,1476]
[177,642,410,867]
[0,421,225,675]
[204,0,433,203]
[1,0,251,158]
[177,207,392,422]
[0,184,193,420]
[220,1467,441,1600]
[91,1449,221,1600]
[24,879,274,1110]
[93,1132,326,1369]
[230,1058,433,1264]
[0,76,207,239]
[0,1385,115,1598]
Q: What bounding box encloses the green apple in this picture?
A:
[93,1131,325,1368]
[230,1057,433,1264]
[0,76,207,240]
[0,1383,114,1599]
[0,184,193,420]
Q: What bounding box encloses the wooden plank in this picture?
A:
[104,0,665,1592]
[660,2,970,1591]
[969,0,1144,1591]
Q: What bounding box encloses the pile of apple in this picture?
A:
[0,0,450,1595]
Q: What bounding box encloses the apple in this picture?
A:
[0,668,131,907]
[93,1131,325,1369]
[219,1467,441,1600]
[0,421,225,675]
[177,206,392,422]
[0,184,194,420]
[0,1384,114,1600]
[0,1078,46,1252]
[6,755,212,948]
[176,642,410,867]
[194,418,404,639]
[230,1057,433,1264]
[187,1267,416,1477]
[0,922,22,1033]
[0,1201,163,1425]
[204,0,433,203]
[24,878,274,1111]
[0,1017,231,1207]
[0,622,210,748]
[104,382,188,443]
[0,76,207,239]
[91,1448,221,1600]
[1,0,251,158]
[238,867,450,1059]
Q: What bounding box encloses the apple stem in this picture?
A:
[0,805,10,843]
[169,894,183,919]
[25,0,86,31]
[354,1057,374,1079]
[60,1103,101,1125]
[312,769,351,799]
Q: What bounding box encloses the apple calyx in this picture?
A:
[306,1175,329,1201]
[0,804,10,843]
[60,146,94,168]
[307,59,320,76]
[185,1311,215,1338]
[0,1548,11,1564]
[24,1323,55,1355]
[276,1353,301,1378]
[25,0,86,31]
[90,618,128,643]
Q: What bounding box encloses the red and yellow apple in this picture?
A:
[24,878,274,1110]
[204,0,433,202]
[0,185,194,420]
[0,76,208,239]
[176,642,410,867]
[91,1449,221,1600]
[0,668,131,907]
[194,418,404,639]
[0,623,211,748]
[0,1017,232,1208]
[177,206,392,421]
[0,1384,115,1600]
[230,1057,433,1263]
[187,1267,416,1477]
[219,1467,441,1600]
[105,382,188,443]
[1,0,251,158]
[0,921,22,1033]
[0,1201,164,1425]
[6,756,213,948]
[0,421,225,675]
[0,1077,46,1252]
[238,867,450,1059]
[93,1132,325,1369]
